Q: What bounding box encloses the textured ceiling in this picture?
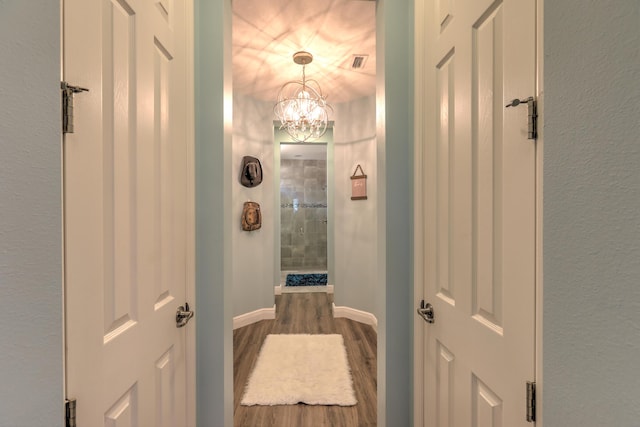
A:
[232,0,376,104]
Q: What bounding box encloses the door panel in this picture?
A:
[417,0,536,425]
[155,348,177,427]
[105,386,137,427]
[472,376,503,427]
[103,0,137,344]
[472,2,504,334]
[435,49,455,307]
[64,0,192,425]
[435,341,454,427]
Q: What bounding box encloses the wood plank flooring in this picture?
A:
[233,293,377,427]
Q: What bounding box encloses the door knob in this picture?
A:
[176,303,194,328]
[417,300,435,324]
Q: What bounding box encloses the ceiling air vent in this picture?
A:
[351,54,369,69]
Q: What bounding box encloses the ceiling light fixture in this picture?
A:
[274,51,332,142]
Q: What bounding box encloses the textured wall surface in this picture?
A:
[544,1,640,425]
[231,92,276,317]
[0,1,63,425]
[333,95,378,316]
[195,0,233,424]
[377,0,414,424]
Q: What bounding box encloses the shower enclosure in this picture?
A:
[280,144,328,275]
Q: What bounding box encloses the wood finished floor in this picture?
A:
[233,292,377,427]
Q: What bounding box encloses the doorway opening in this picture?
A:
[226,0,390,424]
[279,142,329,293]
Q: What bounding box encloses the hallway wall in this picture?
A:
[543,1,640,425]
[195,0,233,423]
[231,92,276,317]
[333,95,378,317]
[0,1,63,425]
[376,1,414,424]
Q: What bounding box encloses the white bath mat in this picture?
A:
[241,334,357,406]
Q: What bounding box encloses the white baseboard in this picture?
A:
[233,305,276,330]
[332,303,378,332]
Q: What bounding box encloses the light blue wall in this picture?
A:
[231,93,276,317]
[0,1,63,426]
[377,0,414,425]
[333,95,378,317]
[543,1,640,425]
[194,0,233,425]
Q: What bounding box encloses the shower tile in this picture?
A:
[292,217,304,231]
[304,178,318,190]
[305,220,318,234]
[281,247,292,258]
[280,169,294,180]
[305,191,323,204]
[281,208,293,223]
[291,233,305,246]
[292,247,304,259]
[281,258,293,269]
[280,184,294,193]
[304,169,318,180]
[279,157,328,275]
[303,258,326,270]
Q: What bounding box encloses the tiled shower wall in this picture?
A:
[280,159,327,271]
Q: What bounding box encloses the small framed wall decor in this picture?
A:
[350,164,367,200]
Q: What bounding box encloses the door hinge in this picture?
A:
[505,96,538,140]
[526,381,536,422]
[65,398,77,427]
[61,81,89,134]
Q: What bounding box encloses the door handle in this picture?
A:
[417,300,435,324]
[176,303,194,328]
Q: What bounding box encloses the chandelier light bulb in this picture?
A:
[274,51,332,142]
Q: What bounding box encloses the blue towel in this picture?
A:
[285,273,328,287]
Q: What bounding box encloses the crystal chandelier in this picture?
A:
[274,51,332,142]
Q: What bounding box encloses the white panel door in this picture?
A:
[416,0,537,425]
[63,0,193,425]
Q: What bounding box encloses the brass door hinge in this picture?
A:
[526,381,536,422]
[65,398,76,427]
[61,81,88,134]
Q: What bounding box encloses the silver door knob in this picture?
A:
[417,300,434,324]
[176,303,194,328]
